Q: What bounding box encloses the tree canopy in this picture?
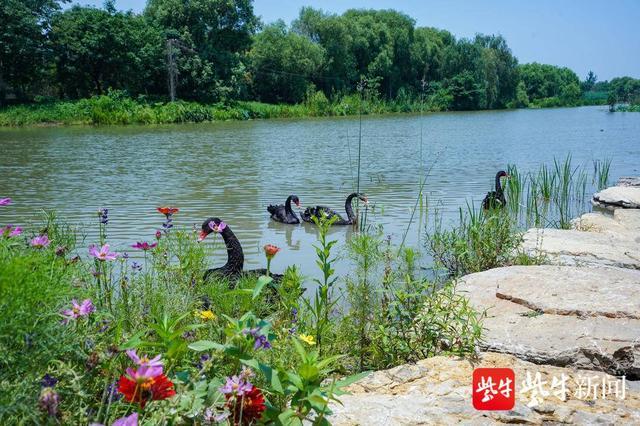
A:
[0,1,634,110]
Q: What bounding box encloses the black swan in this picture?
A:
[482,171,509,210]
[267,195,301,224]
[301,192,368,225]
[198,217,282,283]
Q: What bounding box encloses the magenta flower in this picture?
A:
[61,299,95,324]
[219,375,253,396]
[126,349,163,369]
[131,241,157,251]
[113,413,138,426]
[155,230,162,240]
[30,235,50,248]
[1,224,22,238]
[0,198,11,206]
[88,244,119,261]
[125,364,163,381]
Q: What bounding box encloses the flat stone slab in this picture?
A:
[329,352,640,425]
[571,209,640,236]
[460,266,640,378]
[593,186,640,209]
[522,227,640,270]
[617,176,640,187]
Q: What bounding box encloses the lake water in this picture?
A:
[1,106,638,279]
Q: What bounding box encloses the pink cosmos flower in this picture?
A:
[131,241,157,251]
[126,349,163,369]
[30,235,50,248]
[0,198,11,206]
[88,244,119,261]
[219,375,254,396]
[61,299,95,324]
[1,225,22,238]
[113,413,138,426]
[125,364,163,382]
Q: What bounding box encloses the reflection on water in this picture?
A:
[0,106,638,279]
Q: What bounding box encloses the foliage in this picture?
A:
[427,206,523,277]
[518,62,582,107]
[0,0,65,102]
[1,1,620,114]
[49,4,165,98]
[248,21,326,103]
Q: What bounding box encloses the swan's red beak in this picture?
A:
[295,201,301,208]
[198,230,208,242]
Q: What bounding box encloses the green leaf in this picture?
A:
[333,371,371,395]
[241,359,284,394]
[286,372,304,390]
[278,409,302,426]
[307,393,328,410]
[252,275,273,299]
[118,331,145,350]
[292,337,307,362]
[188,340,225,352]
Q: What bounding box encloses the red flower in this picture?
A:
[263,244,280,260]
[226,385,266,425]
[157,207,179,216]
[117,373,176,409]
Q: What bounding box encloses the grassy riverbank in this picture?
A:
[0,91,604,127]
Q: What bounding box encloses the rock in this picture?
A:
[617,176,640,187]
[572,209,640,236]
[328,352,640,425]
[592,186,640,209]
[460,265,640,378]
[522,228,640,270]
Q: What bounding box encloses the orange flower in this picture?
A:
[263,244,280,260]
[157,207,179,216]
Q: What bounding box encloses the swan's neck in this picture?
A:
[495,175,504,194]
[285,196,293,215]
[221,227,243,272]
[345,193,358,222]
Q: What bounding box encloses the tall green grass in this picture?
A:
[505,156,610,229]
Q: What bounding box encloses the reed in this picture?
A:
[593,159,612,190]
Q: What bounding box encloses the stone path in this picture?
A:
[329,352,640,425]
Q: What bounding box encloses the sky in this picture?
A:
[70,0,640,81]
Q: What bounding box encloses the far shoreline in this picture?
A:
[0,98,613,129]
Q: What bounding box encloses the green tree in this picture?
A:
[512,80,529,108]
[50,4,165,98]
[0,0,66,102]
[410,27,455,84]
[248,21,326,103]
[519,62,581,106]
[145,0,259,100]
[609,76,640,104]
[581,70,597,92]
